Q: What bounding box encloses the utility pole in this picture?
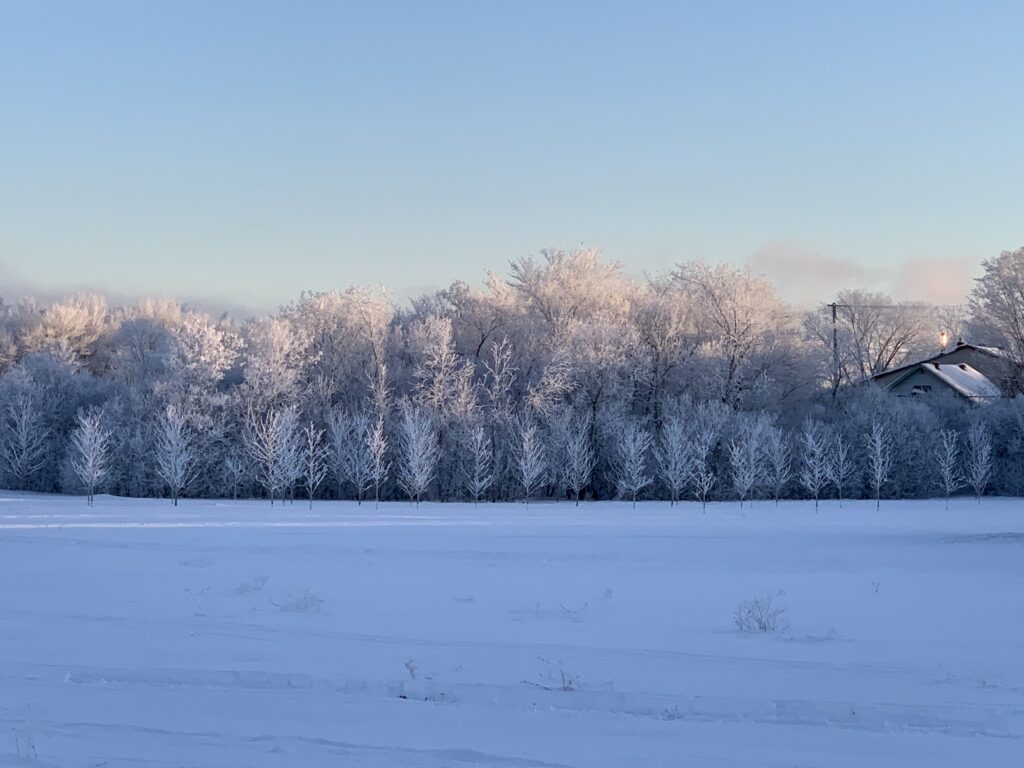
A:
[829,302,839,399]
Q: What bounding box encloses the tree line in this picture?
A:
[3,246,1024,505]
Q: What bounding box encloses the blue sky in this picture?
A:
[2,1,1022,310]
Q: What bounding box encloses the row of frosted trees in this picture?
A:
[52,391,995,507]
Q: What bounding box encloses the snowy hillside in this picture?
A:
[1,494,1022,766]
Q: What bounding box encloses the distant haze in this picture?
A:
[748,244,978,307]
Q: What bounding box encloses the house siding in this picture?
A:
[887,368,963,399]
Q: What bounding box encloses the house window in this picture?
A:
[911,385,932,395]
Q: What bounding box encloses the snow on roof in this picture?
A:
[919,363,1002,401]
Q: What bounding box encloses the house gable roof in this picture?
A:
[870,342,1007,383]
[887,362,1002,402]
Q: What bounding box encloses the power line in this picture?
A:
[824,302,966,311]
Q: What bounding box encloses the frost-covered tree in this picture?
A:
[397,404,438,505]
[865,420,894,511]
[670,261,789,405]
[728,415,767,507]
[70,411,112,506]
[483,338,517,420]
[689,405,725,513]
[366,416,390,508]
[613,421,652,508]
[223,452,248,500]
[631,280,700,428]
[464,424,494,505]
[282,287,393,411]
[798,419,830,512]
[526,348,574,419]
[563,412,595,506]
[411,315,478,500]
[655,413,690,505]
[368,357,391,422]
[0,395,49,489]
[969,247,1024,388]
[934,429,962,509]
[963,422,993,502]
[21,294,108,363]
[301,420,329,508]
[764,425,792,505]
[166,311,242,415]
[544,406,573,499]
[508,248,625,328]
[412,317,475,414]
[515,414,547,505]
[826,434,856,508]
[327,408,372,503]
[241,317,309,409]
[244,404,302,505]
[482,337,517,498]
[154,405,196,506]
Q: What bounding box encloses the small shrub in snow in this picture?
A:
[234,574,270,594]
[734,590,788,634]
[559,601,589,619]
[523,656,582,692]
[274,588,324,613]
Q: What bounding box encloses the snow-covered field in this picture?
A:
[1,494,1022,767]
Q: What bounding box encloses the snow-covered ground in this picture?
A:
[1,494,1022,767]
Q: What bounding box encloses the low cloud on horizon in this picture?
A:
[748,242,978,308]
[0,262,270,320]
